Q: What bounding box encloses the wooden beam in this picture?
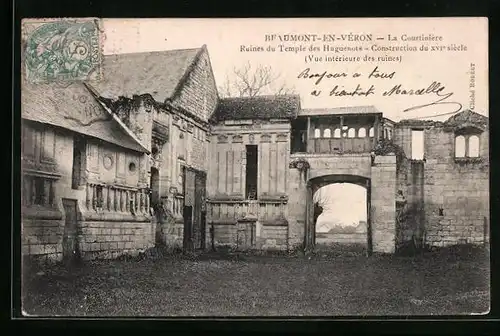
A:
[306,117,311,153]
[340,116,344,152]
[373,115,380,148]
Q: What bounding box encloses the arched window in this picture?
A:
[384,129,389,139]
[388,129,393,140]
[369,127,374,137]
[323,128,331,138]
[468,135,480,157]
[314,128,321,138]
[358,127,366,138]
[455,135,466,158]
[347,128,356,138]
[333,128,341,138]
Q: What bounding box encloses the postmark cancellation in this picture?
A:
[22,18,103,83]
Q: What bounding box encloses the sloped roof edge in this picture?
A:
[84,82,150,154]
[170,44,206,101]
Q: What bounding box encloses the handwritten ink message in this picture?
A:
[297,66,463,117]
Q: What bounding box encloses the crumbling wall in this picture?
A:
[394,118,489,248]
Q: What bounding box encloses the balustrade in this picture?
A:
[310,137,373,154]
[86,183,149,215]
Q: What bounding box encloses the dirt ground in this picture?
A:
[21,245,490,317]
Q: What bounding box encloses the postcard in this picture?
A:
[20,17,489,317]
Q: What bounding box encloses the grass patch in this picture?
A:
[22,246,490,316]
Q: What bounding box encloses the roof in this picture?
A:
[444,109,488,128]
[299,105,382,117]
[398,110,489,129]
[21,82,149,153]
[211,95,301,122]
[92,47,203,102]
[383,117,396,125]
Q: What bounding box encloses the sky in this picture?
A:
[101,18,488,122]
[313,183,367,230]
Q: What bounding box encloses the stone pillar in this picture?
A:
[304,182,314,251]
[287,159,310,251]
[370,155,397,253]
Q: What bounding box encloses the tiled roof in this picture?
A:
[299,105,382,116]
[21,82,148,153]
[211,95,301,122]
[92,47,203,102]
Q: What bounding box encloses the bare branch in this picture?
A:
[221,62,295,97]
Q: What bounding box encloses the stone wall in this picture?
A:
[172,46,219,123]
[260,225,288,250]
[211,223,238,247]
[22,218,64,263]
[79,221,154,260]
[394,123,489,248]
[296,153,372,179]
[316,233,366,245]
[206,222,289,251]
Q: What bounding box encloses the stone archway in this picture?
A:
[305,174,372,254]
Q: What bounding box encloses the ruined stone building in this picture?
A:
[21,45,490,263]
[22,45,218,262]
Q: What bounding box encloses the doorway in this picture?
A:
[62,198,81,263]
[150,167,160,209]
[182,166,207,252]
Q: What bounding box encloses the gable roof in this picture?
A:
[21,82,149,153]
[299,105,382,117]
[211,95,301,122]
[91,47,203,102]
[444,109,488,129]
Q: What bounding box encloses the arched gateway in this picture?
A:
[305,174,372,254]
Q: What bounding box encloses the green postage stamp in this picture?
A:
[22,18,102,83]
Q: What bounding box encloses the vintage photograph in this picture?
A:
[20,18,489,316]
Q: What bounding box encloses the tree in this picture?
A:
[219,61,295,98]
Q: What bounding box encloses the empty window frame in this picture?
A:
[71,136,86,190]
[455,134,480,158]
[358,127,366,138]
[454,135,466,157]
[468,135,480,157]
[411,129,425,160]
